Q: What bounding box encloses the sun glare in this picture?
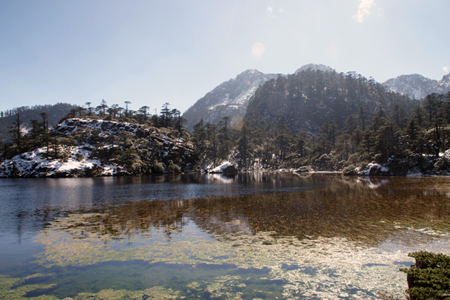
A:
[251,42,265,60]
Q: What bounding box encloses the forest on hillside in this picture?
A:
[245,69,416,133]
[0,100,194,176]
[192,76,450,175]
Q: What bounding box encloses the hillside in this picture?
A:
[0,118,195,177]
[182,69,278,131]
[0,103,78,143]
[244,69,416,134]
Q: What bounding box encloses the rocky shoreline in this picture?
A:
[2,145,450,178]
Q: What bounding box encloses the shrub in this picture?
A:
[152,162,165,174]
[342,164,357,176]
[401,251,450,300]
[166,162,180,173]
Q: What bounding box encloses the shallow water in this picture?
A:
[1,173,450,299]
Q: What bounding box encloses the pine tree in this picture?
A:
[237,122,250,169]
[10,112,23,151]
[160,103,171,127]
[138,106,150,122]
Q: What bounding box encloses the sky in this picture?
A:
[0,0,449,115]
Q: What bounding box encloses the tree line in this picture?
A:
[66,100,186,131]
[0,100,187,162]
[192,91,450,172]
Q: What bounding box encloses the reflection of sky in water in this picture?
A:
[0,173,322,233]
[379,228,450,254]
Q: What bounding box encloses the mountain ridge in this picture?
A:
[382,73,450,99]
[0,103,79,143]
[183,64,450,132]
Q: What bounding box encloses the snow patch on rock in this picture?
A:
[208,161,234,173]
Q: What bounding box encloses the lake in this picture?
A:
[1,173,450,299]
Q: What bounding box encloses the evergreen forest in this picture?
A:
[192,71,450,175]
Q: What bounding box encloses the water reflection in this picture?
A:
[34,175,450,246]
[0,173,325,235]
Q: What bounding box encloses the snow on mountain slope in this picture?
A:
[182,69,279,131]
[383,73,450,99]
[183,64,339,132]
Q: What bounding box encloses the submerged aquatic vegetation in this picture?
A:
[31,211,450,299]
[0,274,57,299]
[75,286,181,300]
[0,273,280,300]
[0,275,181,300]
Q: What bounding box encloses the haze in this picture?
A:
[0,0,449,114]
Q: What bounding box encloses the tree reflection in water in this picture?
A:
[43,175,450,246]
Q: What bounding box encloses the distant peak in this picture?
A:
[393,74,428,80]
[441,73,450,82]
[238,69,263,76]
[295,64,334,74]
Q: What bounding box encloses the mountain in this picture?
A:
[0,103,79,143]
[184,66,450,132]
[0,118,195,177]
[182,69,279,132]
[244,69,416,134]
[383,73,450,99]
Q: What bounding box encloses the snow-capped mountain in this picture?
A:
[383,73,450,100]
[183,64,450,132]
[182,69,279,131]
[182,64,347,132]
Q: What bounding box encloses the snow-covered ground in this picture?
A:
[0,145,116,177]
[208,161,234,173]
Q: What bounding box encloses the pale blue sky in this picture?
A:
[0,0,449,114]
